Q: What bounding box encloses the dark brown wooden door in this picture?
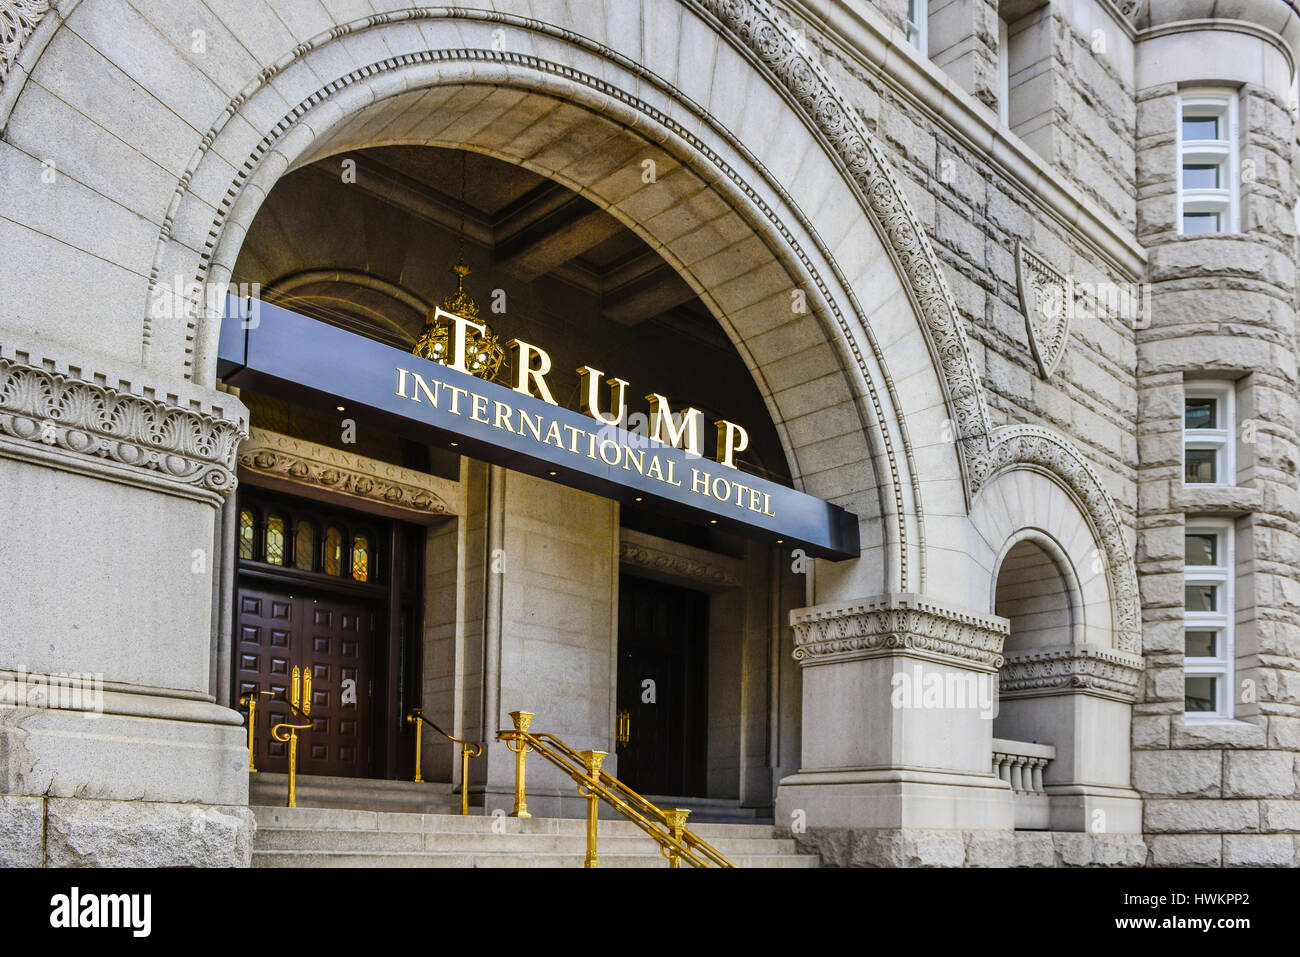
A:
[615,575,708,796]
[235,587,376,777]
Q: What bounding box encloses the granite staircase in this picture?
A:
[250,804,818,868]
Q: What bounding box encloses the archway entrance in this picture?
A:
[223,139,815,812]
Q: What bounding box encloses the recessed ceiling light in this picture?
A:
[336,405,345,412]
[548,471,557,476]
[710,519,718,524]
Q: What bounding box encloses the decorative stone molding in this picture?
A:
[987,426,1141,653]
[792,593,1009,671]
[999,644,1144,702]
[1015,242,1072,380]
[619,530,742,589]
[237,427,452,518]
[0,0,49,86]
[0,344,245,505]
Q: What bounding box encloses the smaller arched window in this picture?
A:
[238,509,255,560]
[324,527,345,576]
[294,521,316,572]
[265,515,286,565]
[351,533,370,582]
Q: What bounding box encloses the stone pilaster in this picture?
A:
[0,333,253,866]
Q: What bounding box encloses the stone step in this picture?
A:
[251,805,778,840]
[251,849,819,868]
[640,795,772,825]
[254,827,799,856]
[249,773,464,814]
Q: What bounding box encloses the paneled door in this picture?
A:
[235,587,376,778]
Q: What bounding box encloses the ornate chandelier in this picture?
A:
[412,258,505,380]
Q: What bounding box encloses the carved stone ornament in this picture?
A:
[0,0,49,86]
[1015,241,1072,380]
[0,345,246,505]
[619,535,741,589]
[998,643,1144,702]
[792,593,1009,671]
[238,427,452,517]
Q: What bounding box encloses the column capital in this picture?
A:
[0,337,247,506]
[999,643,1144,703]
[791,593,1009,672]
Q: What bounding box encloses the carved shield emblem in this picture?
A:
[1015,241,1071,380]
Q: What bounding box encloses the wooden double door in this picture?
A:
[615,575,708,797]
[233,489,424,780]
[236,588,377,777]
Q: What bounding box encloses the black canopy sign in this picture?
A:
[218,297,860,560]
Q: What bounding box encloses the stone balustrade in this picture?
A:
[992,738,1057,831]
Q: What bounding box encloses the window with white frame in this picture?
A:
[1177,90,1238,234]
[997,17,1009,125]
[1183,380,1235,485]
[1184,521,1234,717]
[906,0,927,54]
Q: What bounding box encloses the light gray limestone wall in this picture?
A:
[1132,26,1300,865]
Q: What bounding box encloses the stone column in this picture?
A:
[774,593,1014,866]
[0,334,252,867]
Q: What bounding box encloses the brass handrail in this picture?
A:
[497,710,736,868]
[270,665,313,808]
[406,707,482,816]
[237,689,277,773]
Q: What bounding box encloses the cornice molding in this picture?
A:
[791,593,1009,671]
[0,339,246,506]
[618,529,743,589]
[237,427,454,518]
[999,643,1144,702]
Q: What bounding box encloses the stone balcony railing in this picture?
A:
[992,738,1056,831]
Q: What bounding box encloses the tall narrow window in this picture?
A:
[997,17,1009,125]
[351,533,370,582]
[1184,522,1233,717]
[324,527,344,577]
[238,509,255,560]
[293,521,315,572]
[265,515,286,565]
[906,0,927,54]
[1178,91,1237,234]
[1183,381,1234,485]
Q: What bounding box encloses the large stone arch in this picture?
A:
[0,0,1140,634]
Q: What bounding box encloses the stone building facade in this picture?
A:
[0,0,1297,867]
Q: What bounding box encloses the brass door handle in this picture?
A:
[616,709,630,747]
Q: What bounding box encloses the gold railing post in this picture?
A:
[239,694,258,773]
[406,708,424,783]
[286,729,298,807]
[460,746,472,816]
[579,750,607,869]
[503,710,535,818]
[664,808,691,869]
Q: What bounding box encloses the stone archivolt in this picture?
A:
[791,594,1009,671]
[0,350,245,504]
[999,644,1145,702]
[237,428,451,517]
